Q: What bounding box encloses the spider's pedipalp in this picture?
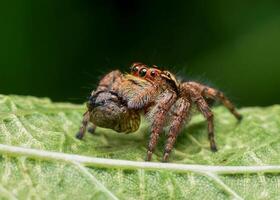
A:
[163,98,191,162]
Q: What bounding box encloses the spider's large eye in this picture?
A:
[139,68,147,77]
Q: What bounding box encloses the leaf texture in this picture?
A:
[0,95,280,200]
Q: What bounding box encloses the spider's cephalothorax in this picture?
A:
[77,63,242,162]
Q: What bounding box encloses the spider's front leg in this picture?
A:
[146,90,177,161]
[163,98,191,162]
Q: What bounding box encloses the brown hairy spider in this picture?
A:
[77,63,242,162]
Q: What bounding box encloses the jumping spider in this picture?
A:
[77,63,242,162]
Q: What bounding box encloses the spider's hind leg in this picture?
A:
[196,97,217,152]
[202,86,242,121]
[187,82,242,120]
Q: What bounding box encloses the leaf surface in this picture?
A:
[0,95,280,200]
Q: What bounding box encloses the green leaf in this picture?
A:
[0,94,280,200]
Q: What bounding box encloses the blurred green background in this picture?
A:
[1,1,280,106]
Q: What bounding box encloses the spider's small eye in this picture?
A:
[139,68,147,77]
[132,66,139,72]
[150,70,156,77]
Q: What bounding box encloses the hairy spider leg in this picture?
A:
[196,96,217,151]
[184,84,218,152]
[163,98,191,162]
[188,82,242,120]
[146,90,177,161]
[202,87,242,120]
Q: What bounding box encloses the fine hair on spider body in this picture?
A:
[76,62,242,162]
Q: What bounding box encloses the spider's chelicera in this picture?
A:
[76,63,242,162]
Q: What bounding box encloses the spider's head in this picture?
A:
[130,63,161,82]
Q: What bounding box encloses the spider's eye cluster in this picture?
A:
[130,63,160,80]
[139,68,147,77]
